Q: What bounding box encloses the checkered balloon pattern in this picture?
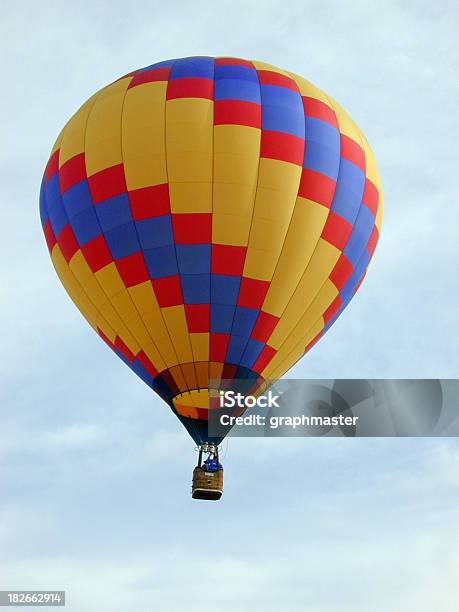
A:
[40,56,383,445]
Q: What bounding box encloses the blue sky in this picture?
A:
[1,1,458,610]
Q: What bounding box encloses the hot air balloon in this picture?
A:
[39,56,383,500]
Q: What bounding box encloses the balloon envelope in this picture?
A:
[39,56,383,445]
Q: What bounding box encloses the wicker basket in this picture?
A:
[192,466,224,500]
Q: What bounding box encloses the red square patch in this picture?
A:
[340,135,365,173]
[129,184,170,220]
[137,350,159,378]
[43,221,57,252]
[88,164,127,204]
[210,333,229,362]
[214,100,262,129]
[362,178,379,217]
[45,150,59,184]
[261,131,304,166]
[257,70,298,92]
[251,311,279,343]
[329,254,354,290]
[116,252,149,287]
[81,235,113,272]
[367,226,379,257]
[215,58,253,67]
[323,295,342,324]
[166,78,214,100]
[321,212,352,251]
[128,67,171,88]
[302,97,338,128]
[115,335,136,363]
[253,345,276,374]
[237,277,269,309]
[299,168,335,208]
[57,224,79,262]
[185,304,210,332]
[59,153,86,194]
[211,244,246,275]
[152,275,183,307]
[172,213,212,244]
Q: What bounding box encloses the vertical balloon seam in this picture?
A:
[233,69,306,382]
[258,89,342,379]
[161,59,199,400]
[208,59,215,400]
[164,58,217,407]
[131,59,200,421]
[219,59,263,378]
[206,58,243,400]
[174,57,214,410]
[186,57,214,407]
[197,57,214,410]
[164,61,186,403]
[209,57,266,409]
[165,58,212,405]
[117,71,185,395]
[160,60,198,402]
